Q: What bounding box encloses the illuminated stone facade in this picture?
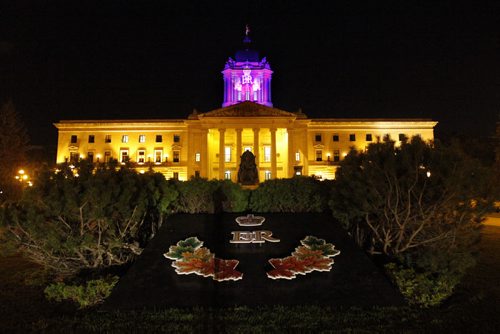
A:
[54,34,437,181]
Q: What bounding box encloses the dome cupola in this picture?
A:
[221,25,273,107]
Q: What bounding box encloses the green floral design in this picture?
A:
[164,237,203,259]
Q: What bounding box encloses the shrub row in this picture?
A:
[172,176,331,213]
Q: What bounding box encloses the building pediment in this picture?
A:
[196,102,305,119]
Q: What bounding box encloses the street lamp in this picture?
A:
[15,169,32,186]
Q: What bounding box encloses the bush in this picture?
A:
[171,178,221,213]
[0,164,177,275]
[217,180,249,212]
[44,276,118,308]
[329,137,494,256]
[172,178,248,213]
[250,177,330,212]
[385,263,456,308]
[329,137,495,305]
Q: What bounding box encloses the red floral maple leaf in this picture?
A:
[292,246,324,260]
[173,248,215,277]
[305,256,334,272]
[173,258,211,276]
[267,257,299,279]
[282,256,311,274]
[182,247,213,262]
[213,258,243,281]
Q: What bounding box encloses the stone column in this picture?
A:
[236,128,242,167]
[270,128,277,179]
[287,128,294,178]
[187,131,194,178]
[302,128,309,176]
[218,128,225,179]
[253,128,260,166]
[201,128,208,178]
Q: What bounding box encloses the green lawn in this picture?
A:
[2,226,500,333]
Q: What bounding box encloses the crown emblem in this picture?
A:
[235,214,265,226]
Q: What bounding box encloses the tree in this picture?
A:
[0,164,178,275]
[330,136,494,256]
[329,136,495,304]
[0,100,29,201]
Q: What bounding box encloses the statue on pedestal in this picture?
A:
[237,150,259,185]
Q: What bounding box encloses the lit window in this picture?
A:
[225,147,231,162]
[265,170,272,180]
[137,150,146,164]
[173,150,180,163]
[70,135,77,144]
[244,146,252,152]
[120,150,129,163]
[70,152,79,162]
[156,135,162,143]
[316,150,322,162]
[333,150,340,162]
[315,134,322,142]
[366,134,372,142]
[264,146,271,162]
[154,150,162,163]
[104,151,111,162]
[173,134,180,143]
[139,135,146,143]
[87,152,94,163]
[224,171,231,180]
[349,134,356,141]
[295,151,300,161]
[195,152,201,162]
[332,134,339,142]
[88,135,95,143]
[105,135,111,143]
[122,135,129,143]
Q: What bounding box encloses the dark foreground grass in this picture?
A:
[2,226,499,333]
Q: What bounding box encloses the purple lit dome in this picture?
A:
[234,35,260,62]
[234,49,260,62]
[235,48,260,62]
[221,28,273,108]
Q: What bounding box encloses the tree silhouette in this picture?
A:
[0,100,29,201]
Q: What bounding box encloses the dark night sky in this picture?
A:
[1,1,499,153]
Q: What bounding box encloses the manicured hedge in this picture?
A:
[170,178,249,213]
[249,177,331,212]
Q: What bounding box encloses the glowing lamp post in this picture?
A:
[15,169,33,187]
